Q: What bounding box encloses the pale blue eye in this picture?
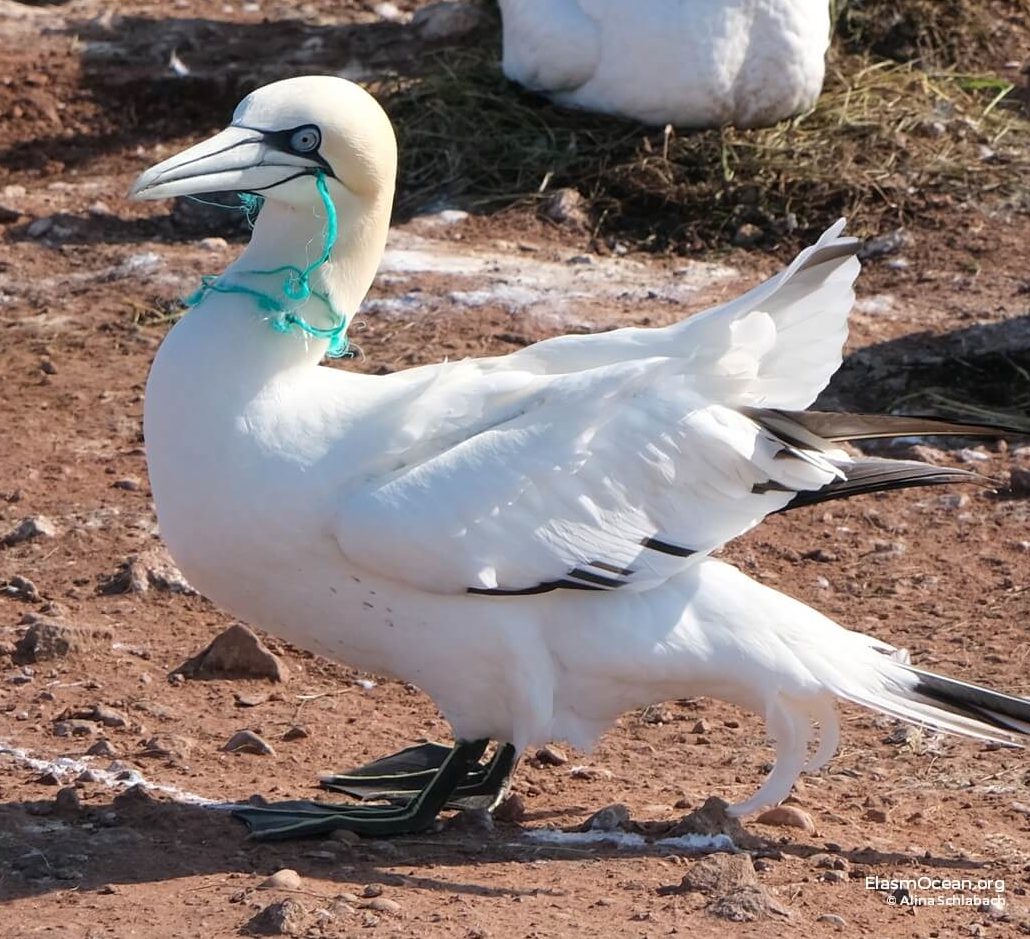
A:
[290,127,320,153]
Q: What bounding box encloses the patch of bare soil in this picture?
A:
[1,2,1029,938]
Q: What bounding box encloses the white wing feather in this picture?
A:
[335,223,858,595]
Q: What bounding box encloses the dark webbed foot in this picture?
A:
[232,739,491,841]
[320,741,518,810]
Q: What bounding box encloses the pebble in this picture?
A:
[223,729,276,756]
[821,869,848,883]
[3,574,40,601]
[541,188,588,229]
[366,897,401,914]
[858,228,909,259]
[234,691,270,708]
[862,807,889,823]
[732,223,763,248]
[175,623,287,682]
[85,739,118,757]
[113,477,141,491]
[412,2,485,41]
[259,868,302,890]
[675,854,758,895]
[584,803,630,832]
[802,547,837,562]
[492,793,526,823]
[54,786,82,815]
[40,357,57,375]
[818,914,847,926]
[14,620,111,665]
[535,744,567,766]
[1,515,58,547]
[756,805,815,832]
[1008,467,1030,496]
[328,828,361,846]
[282,724,309,741]
[690,718,710,734]
[26,216,54,238]
[244,898,307,936]
[445,807,494,832]
[198,236,228,251]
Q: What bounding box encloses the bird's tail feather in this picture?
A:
[832,654,1030,746]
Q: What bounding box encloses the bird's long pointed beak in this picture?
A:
[129,125,319,201]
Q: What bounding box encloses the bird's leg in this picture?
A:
[321,742,519,811]
[232,739,489,841]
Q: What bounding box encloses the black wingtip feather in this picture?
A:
[905,667,1030,735]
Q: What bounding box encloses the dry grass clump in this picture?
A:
[373,0,1030,250]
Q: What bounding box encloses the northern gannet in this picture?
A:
[131,76,1029,840]
[499,0,830,128]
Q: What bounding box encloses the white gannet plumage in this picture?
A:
[498,0,831,128]
[131,76,1029,838]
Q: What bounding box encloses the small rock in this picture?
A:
[54,786,82,815]
[445,808,494,833]
[234,692,270,708]
[541,188,588,229]
[821,869,848,883]
[53,720,96,738]
[244,898,308,936]
[709,884,792,922]
[14,620,111,664]
[675,854,758,895]
[112,477,141,491]
[810,853,849,871]
[569,765,613,781]
[26,217,54,239]
[328,829,361,846]
[818,913,847,926]
[259,868,302,890]
[493,793,526,823]
[282,725,309,741]
[40,357,57,375]
[802,548,837,562]
[38,771,62,786]
[3,574,41,601]
[198,236,228,251]
[367,896,401,914]
[85,739,118,758]
[76,769,100,783]
[412,1,485,41]
[732,223,763,248]
[666,797,763,850]
[174,623,287,682]
[138,734,193,759]
[224,730,276,756]
[1007,467,1030,496]
[2,515,58,548]
[862,807,889,823]
[100,546,194,596]
[583,803,630,832]
[0,205,22,224]
[13,851,51,879]
[362,884,384,898]
[690,719,710,734]
[535,744,567,766]
[858,228,910,260]
[756,805,815,832]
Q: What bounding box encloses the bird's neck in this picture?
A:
[218,188,392,365]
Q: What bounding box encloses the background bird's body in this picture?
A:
[499,0,830,127]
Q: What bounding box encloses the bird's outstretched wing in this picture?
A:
[336,358,846,596]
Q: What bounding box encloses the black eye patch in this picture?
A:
[237,123,336,178]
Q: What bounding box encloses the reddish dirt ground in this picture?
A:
[1,2,1029,937]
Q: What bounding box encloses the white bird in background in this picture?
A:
[131,76,1029,841]
[498,0,830,128]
